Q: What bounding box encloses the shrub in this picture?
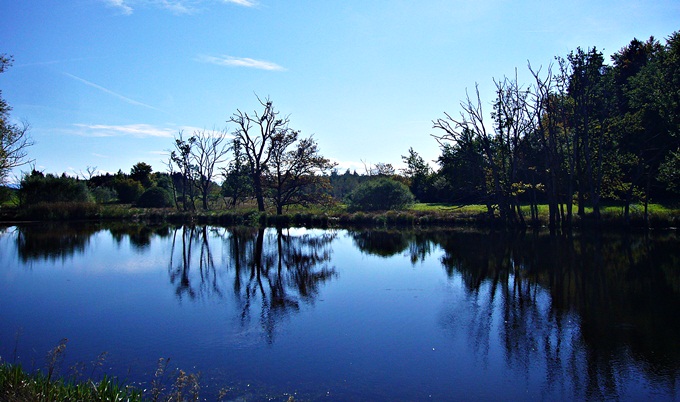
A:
[0,186,13,205]
[346,178,415,212]
[19,171,93,205]
[136,187,174,208]
[19,202,100,220]
[113,178,144,203]
[92,186,117,204]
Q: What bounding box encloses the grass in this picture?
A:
[1,199,678,229]
[0,339,144,402]
[0,336,303,402]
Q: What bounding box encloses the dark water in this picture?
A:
[1,223,679,401]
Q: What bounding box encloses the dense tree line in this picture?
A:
[4,31,680,222]
[412,32,680,228]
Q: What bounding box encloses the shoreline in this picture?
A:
[1,202,678,231]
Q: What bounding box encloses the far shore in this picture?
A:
[1,202,678,231]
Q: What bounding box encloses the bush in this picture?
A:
[19,202,100,220]
[136,187,174,208]
[0,186,13,205]
[346,178,415,212]
[92,186,117,204]
[19,171,93,205]
[114,178,144,203]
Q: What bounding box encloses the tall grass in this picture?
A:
[2,200,678,229]
[0,339,142,402]
[0,339,233,402]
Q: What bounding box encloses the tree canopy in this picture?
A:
[0,54,33,185]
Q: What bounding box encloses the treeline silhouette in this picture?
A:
[6,31,680,230]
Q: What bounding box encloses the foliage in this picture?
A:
[346,177,415,211]
[0,185,13,205]
[229,97,335,214]
[91,186,117,203]
[401,147,436,202]
[221,138,253,208]
[329,169,365,199]
[266,131,336,215]
[130,162,154,189]
[19,170,93,205]
[136,186,174,208]
[431,31,680,228]
[229,96,286,212]
[113,176,144,204]
[169,132,197,211]
[0,54,33,185]
[658,148,680,193]
[17,202,100,220]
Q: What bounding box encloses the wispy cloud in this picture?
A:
[73,124,176,138]
[197,55,286,71]
[157,0,192,14]
[223,0,257,6]
[103,0,256,15]
[105,0,133,15]
[72,123,203,138]
[64,73,166,113]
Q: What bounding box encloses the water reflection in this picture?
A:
[350,229,434,264]
[225,227,337,343]
[4,223,679,399]
[108,223,171,250]
[14,223,97,262]
[354,227,680,399]
[165,226,337,342]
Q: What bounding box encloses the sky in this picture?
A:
[1,0,679,182]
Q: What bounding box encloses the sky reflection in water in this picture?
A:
[0,223,678,401]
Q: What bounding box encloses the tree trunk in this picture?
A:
[202,185,209,210]
[252,174,265,212]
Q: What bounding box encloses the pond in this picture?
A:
[0,223,679,401]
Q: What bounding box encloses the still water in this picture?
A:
[0,223,679,401]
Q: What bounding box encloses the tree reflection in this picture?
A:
[436,229,680,400]
[167,225,225,300]
[13,222,175,262]
[108,223,170,250]
[6,221,679,397]
[350,229,437,264]
[225,227,337,343]
[166,226,337,343]
[14,223,99,262]
[350,230,409,257]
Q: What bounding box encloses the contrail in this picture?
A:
[63,72,166,113]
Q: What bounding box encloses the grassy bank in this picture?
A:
[0,337,299,402]
[0,201,678,229]
[0,362,143,402]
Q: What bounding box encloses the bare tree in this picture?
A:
[1,55,33,185]
[228,96,291,212]
[85,166,98,180]
[192,128,231,210]
[433,75,532,226]
[526,62,575,229]
[433,84,497,219]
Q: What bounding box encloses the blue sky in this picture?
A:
[1,0,679,181]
